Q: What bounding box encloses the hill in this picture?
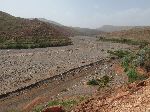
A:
[31,18,63,26]
[33,18,104,36]
[105,27,150,42]
[0,11,73,49]
[73,27,103,36]
[97,25,134,32]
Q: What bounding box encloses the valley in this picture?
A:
[0,10,149,112]
[0,36,133,111]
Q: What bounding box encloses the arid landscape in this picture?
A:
[0,1,150,112]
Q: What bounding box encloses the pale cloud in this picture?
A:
[64,8,150,28]
[1,0,150,28]
[92,8,150,28]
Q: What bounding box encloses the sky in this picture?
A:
[0,0,150,28]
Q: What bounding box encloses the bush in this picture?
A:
[0,38,72,49]
[99,75,110,87]
[87,79,99,85]
[33,105,44,112]
[87,75,110,87]
[122,56,130,72]
[107,50,131,58]
[98,37,149,47]
[127,68,138,83]
[109,46,150,83]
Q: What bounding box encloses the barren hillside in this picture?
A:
[105,27,150,42]
[0,11,73,49]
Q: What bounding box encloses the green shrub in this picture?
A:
[33,105,44,112]
[109,46,150,83]
[0,38,72,49]
[99,75,110,87]
[122,56,130,72]
[98,37,149,47]
[87,79,99,85]
[107,50,130,58]
[127,68,138,83]
[127,68,149,83]
[87,75,110,87]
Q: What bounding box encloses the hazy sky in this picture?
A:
[0,0,150,28]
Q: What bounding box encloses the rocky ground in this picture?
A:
[0,36,132,95]
[0,36,136,112]
[73,77,150,112]
[0,58,127,112]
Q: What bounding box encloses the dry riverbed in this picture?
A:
[0,36,134,111]
[0,36,132,95]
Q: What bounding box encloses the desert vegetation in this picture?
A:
[0,37,72,49]
[87,75,111,88]
[108,46,150,83]
[33,96,86,112]
[98,37,149,48]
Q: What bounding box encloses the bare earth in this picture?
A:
[0,36,132,95]
[73,78,150,112]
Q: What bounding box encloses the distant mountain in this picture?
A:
[35,18,62,26]
[104,26,150,42]
[34,18,104,36]
[97,25,134,32]
[73,27,103,36]
[0,11,73,49]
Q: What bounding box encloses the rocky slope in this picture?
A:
[37,18,63,26]
[0,11,75,37]
[73,77,150,112]
[33,18,103,36]
[104,27,150,42]
[97,25,134,32]
[0,11,73,49]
